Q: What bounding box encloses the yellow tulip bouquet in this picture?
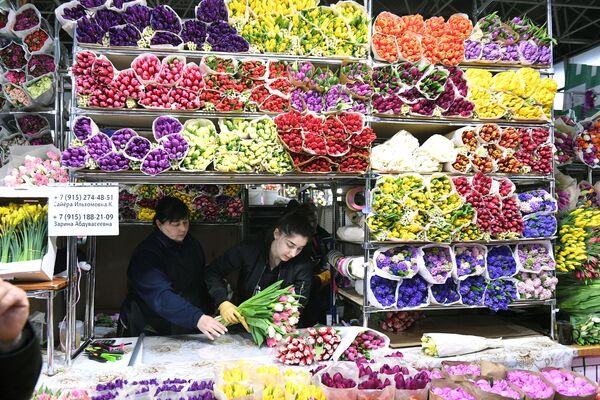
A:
[556,208,600,281]
[0,203,48,263]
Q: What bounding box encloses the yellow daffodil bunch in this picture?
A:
[0,203,48,263]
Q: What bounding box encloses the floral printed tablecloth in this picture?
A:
[399,336,575,371]
[36,334,574,392]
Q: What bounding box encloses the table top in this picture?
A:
[36,333,575,394]
[14,277,68,292]
[572,344,600,357]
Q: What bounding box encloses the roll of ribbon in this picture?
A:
[345,187,366,211]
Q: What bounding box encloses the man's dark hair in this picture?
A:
[153,196,189,225]
[275,207,315,238]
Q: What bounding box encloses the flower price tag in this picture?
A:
[48,184,119,236]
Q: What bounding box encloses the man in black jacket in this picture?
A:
[206,209,314,328]
[0,279,42,400]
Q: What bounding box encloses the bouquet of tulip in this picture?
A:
[421,333,503,357]
[216,280,301,347]
[3,151,68,187]
[556,208,600,281]
[33,387,90,400]
[0,203,48,264]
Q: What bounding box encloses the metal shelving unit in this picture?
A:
[61,0,560,360]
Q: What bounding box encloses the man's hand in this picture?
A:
[0,279,29,343]
[218,301,242,325]
[197,315,227,340]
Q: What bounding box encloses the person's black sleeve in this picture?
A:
[129,249,204,330]
[0,322,42,400]
[206,242,248,307]
[294,260,313,307]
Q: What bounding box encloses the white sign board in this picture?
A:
[48,185,119,236]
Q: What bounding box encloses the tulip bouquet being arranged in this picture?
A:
[0,203,48,264]
[215,280,301,347]
[446,124,552,174]
[466,67,556,120]
[556,208,600,280]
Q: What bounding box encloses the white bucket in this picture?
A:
[248,187,263,205]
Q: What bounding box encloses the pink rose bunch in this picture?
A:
[541,369,596,397]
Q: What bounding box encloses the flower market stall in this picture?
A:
[2,0,599,397]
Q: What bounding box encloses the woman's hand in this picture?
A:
[218,301,242,325]
[197,315,227,340]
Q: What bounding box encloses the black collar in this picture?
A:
[154,228,189,249]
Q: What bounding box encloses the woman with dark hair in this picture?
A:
[205,208,314,329]
[119,196,226,339]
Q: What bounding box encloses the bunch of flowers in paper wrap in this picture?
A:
[516,242,555,273]
[575,120,600,168]
[465,13,554,66]
[484,279,517,311]
[517,270,557,300]
[506,370,554,399]
[61,1,249,52]
[372,13,471,66]
[396,275,429,309]
[465,68,555,120]
[33,387,90,400]
[371,62,475,118]
[0,203,48,263]
[371,130,457,173]
[451,174,525,240]
[274,111,373,173]
[445,124,552,175]
[453,245,486,279]
[430,386,476,400]
[421,333,503,357]
[421,245,454,284]
[4,151,68,187]
[541,368,597,397]
[518,190,557,215]
[229,1,368,57]
[215,280,301,347]
[470,378,521,399]
[458,275,486,306]
[374,246,421,278]
[377,311,421,333]
[0,7,57,110]
[338,329,388,361]
[554,116,579,165]
[556,208,600,281]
